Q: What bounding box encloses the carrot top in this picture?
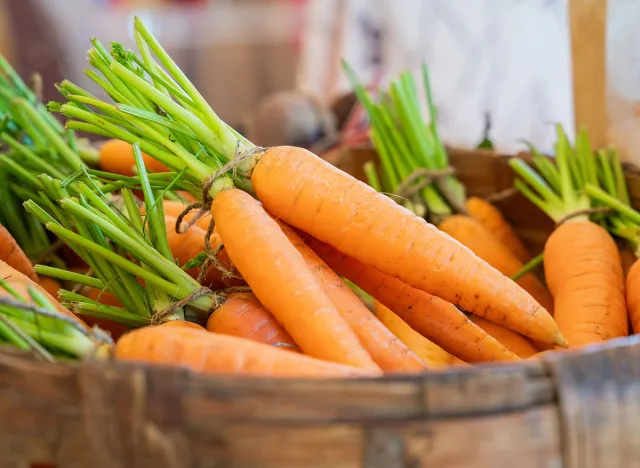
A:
[510,126,598,224]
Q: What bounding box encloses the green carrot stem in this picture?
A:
[363,161,382,192]
[2,132,67,179]
[510,253,544,282]
[35,265,105,289]
[584,184,640,225]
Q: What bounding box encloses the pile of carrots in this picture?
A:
[0,18,636,380]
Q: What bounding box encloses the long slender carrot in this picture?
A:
[116,323,377,378]
[465,196,531,263]
[438,215,554,313]
[211,188,380,371]
[373,301,463,369]
[545,221,628,346]
[164,215,245,289]
[0,223,38,282]
[99,138,168,176]
[206,292,300,352]
[250,147,564,346]
[275,220,428,372]
[468,315,537,358]
[303,236,519,363]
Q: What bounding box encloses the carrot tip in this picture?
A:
[554,332,569,349]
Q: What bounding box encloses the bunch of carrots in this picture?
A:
[0,17,635,380]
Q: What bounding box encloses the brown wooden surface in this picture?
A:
[3,148,640,467]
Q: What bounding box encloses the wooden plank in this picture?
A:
[570,0,608,148]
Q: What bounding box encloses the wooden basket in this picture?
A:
[5,147,640,468]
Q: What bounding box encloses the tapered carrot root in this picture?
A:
[465,196,531,263]
[251,147,564,347]
[438,215,554,313]
[0,260,88,329]
[211,188,380,372]
[276,221,428,372]
[0,224,38,282]
[116,323,377,378]
[374,301,464,369]
[164,215,245,289]
[544,221,628,347]
[626,259,640,334]
[207,292,300,352]
[468,316,537,358]
[303,236,519,363]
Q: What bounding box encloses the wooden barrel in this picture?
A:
[4,147,640,468]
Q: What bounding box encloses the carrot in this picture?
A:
[438,215,554,313]
[465,196,531,262]
[164,214,245,289]
[116,323,379,378]
[0,223,38,282]
[77,286,128,339]
[38,277,61,299]
[276,221,427,372]
[0,260,88,329]
[303,236,519,363]
[206,292,300,352]
[627,259,640,333]
[468,315,537,358]
[373,301,463,369]
[162,320,205,330]
[620,245,637,278]
[211,188,380,371]
[99,139,168,176]
[143,200,212,232]
[250,147,563,346]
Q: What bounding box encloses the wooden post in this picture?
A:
[569,0,608,148]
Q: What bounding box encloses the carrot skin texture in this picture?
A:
[276,221,427,372]
[374,301,462,369]
[39,277,61,299]
[207,292,300,352]
[251,147,564,346]
[438,215,554,313]
[544,221,628,347]
[211,189,380,372]
[99,139,168,176]
[465,196,531,262]
[468,315,537,358]
[303,236,520,363]
[116,323,377,378]
[626,259,640,334]
[0,223,38,282]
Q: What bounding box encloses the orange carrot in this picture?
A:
[164,215,245,289]
[544,221,628,347]
[468,315,537,358]
[438,215,554,313]
[251,147,564,346]
[116,323,379,378]
[626,259,640,334]
[465,196,531,262]
[620,246,637,279]
[276,221,427,372]
[0,223,38,282]
[143,200,212,232]
[206,292,300,352]
[374,301,464,369]
[303,236,519,363]
[0,260,88,329]
[38,277,61,299]
[211,188,380,371]
[161,320,205,331]
[99,139,168,176]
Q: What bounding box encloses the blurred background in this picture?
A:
[0,0,636,159]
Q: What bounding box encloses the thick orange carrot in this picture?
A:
[251,147,564,346]
[162,320,205,330]
[0,260,88,329]
[164,214,245,289]
[206,292,300,352]
[468,315,537,358]
[303,236,519,363]
[211,188,379,371]
[626,259,640,334]
[374,301,463,369]
[116,323,379,378]
[38,277,61,299]
[99,139,168,176]
[544,221,628,347]
[438,215,554,313]
[0,224,38,282]
[465,196,531,262]
[276,221,427,372]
